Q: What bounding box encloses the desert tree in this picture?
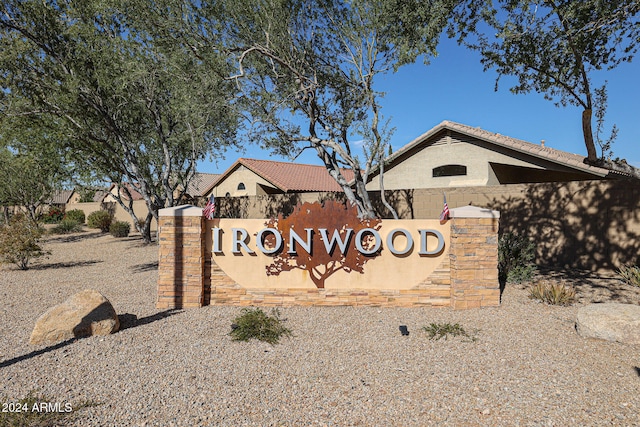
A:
[451,0,640,176]
[187,0,455,219]
[0,0,240,242]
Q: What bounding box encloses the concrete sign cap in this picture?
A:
[449,205,500,219]
[159,205,203,217]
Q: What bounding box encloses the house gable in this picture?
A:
[367,121,612,190]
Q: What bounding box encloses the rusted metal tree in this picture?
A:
[264,201,382,288]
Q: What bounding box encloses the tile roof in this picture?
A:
[386,120,615,178]
[107,183,144,201]
[209,158,355,193]
[49,189,74,205]
[185,173,220,197]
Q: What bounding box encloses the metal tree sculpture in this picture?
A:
[264,200,382,288]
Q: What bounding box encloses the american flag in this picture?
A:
[203,194,216,220]
[439,193,449,221]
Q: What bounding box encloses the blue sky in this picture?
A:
[198,36,640,174]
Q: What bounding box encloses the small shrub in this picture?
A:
[51,219,82,234]
[423,322,478,341]
[618,264,640,287]
[64,209,86,224]
[528,280,576,306]
[230,308,292,344]
[0,215,48,270]
[498,232,537,284]
[0,390,100,426]
[109,221,130,238]
[41,206,64,224]
[87,211,112,232]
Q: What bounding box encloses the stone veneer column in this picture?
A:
[449,205,501,310]
[157,205,205,309]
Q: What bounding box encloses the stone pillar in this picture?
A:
[157,205,205,309]
[449,206,501,310]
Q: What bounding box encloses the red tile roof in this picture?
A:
[209,158,355,193]
[185,173,220,197]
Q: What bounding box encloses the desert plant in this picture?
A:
[423,322,478,341]
[618,264,640,287]
[109,221,130,238]
[64,209,85,224]
[528,280,576,306]
[87,210,112,232]
[498,232,537,284]
[230,308,292,344]
[0,390,99,427]
[41,206,64,224]
[51,219,82,234]
[0,215,48,270]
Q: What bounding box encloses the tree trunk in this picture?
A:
[582,108,598,163]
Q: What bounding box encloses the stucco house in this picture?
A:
[205,158,355,197]
[366,120,626,191]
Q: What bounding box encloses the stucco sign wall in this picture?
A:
[157,202,501,309]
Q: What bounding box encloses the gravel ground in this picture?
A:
[1,229,640,426]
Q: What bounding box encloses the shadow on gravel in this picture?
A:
[130,261,158,273]
[30,260,103,270]
[635,367,640,378]
[0,338,77,369]
[45,232,104,244]
[536,267,636,304]
[118,309,183,331]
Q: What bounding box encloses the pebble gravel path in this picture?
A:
[1,230,639,426]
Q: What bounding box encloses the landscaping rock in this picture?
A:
[29,289,119,345]
[575,303,640,345]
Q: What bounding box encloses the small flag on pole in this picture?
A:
[439,193,449,221]
[203,194,216,220]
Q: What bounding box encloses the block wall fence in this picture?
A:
[157,205,501,310]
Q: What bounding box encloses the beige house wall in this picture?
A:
[210,165,277,197]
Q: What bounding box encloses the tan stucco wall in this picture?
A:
[367,132,573,190]
[211,165,278,197]
[65,200,157,232]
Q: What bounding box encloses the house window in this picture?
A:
[432,164,467,177]
[237,183,245,190]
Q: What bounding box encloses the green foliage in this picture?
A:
[41,207,64,224]
[0,390,99,427]
[50,219,82,235]
[451,0,640,163]
[230,308,292,345]
[528,280,576,306]
[423,323,478,342]
[109,221,130,238]
[0,215,48,270]
[64,209,85,224]
[87,211,112,232]
[498,232,537,284]
[618,264,640,287]
[0,0,240,242]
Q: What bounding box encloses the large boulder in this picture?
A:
[576,303,640,345]
[30,289,120,345]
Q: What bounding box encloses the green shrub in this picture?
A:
[109,221,130,238]
[618,264,640,287]
[498,232,537,284]
[0,215,48,270]
[230,308,292,344]
[423,322,478,341]
[87,211,112,232]
[51,219,82,235]
[41,206,64,224]
[64,209,86,224]
[528,280,576,306]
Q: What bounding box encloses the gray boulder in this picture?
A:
[30,289,120,345]
[576,303,640,345]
